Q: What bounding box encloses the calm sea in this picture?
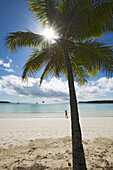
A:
[0,103,113,118]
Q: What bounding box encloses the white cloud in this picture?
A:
[0,75,69,103]
[0,57,15,73]
[96,77,113,92]
[4,68,14,72]
[76,77,113,101]
[0,83,2,92]
[0,57,12,68]
[9,59,12,63]
[6,56,12,63]
[3,62,10,68]
[0,59,3,65]
[0,76,113,103]
[41,77,68,94]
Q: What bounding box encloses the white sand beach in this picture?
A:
[0,117,113,169]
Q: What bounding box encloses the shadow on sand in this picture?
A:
[13,164,72,170]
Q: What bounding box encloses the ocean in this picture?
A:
[0,103,113,118]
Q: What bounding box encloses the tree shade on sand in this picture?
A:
[5,0,113,169]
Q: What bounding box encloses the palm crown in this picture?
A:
[5,0,113,86]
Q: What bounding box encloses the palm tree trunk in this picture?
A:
[65,53,87,170]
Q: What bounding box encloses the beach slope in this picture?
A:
[0,118,113,169]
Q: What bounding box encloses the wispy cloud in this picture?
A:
[3,63,10,68]
[76,78,113,101]
[0,58,12,68]
[0,59,4,65]
[0,57,14,72]
[4,68,14,73]
[6,56,12,63]
[0,75,113,103]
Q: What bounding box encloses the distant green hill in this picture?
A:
[79,100,113,103]
[0,101,11,103]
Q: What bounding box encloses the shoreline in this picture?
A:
[0,117,113,147]
[0,115,113,119]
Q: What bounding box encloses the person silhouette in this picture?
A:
[65,110,68,118]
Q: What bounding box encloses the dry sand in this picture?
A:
[0,117,113,169]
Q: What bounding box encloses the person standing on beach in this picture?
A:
[65,110,68,118]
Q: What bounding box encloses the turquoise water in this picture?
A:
[0,103,113,118]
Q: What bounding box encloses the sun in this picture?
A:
[43,27,57,40]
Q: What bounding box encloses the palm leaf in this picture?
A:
[56,0,92,38]
[28,0,113,39]
[56,0,113,39]
[22,48,50,79]
[28,0,57,25]
[74,40,113,77]
[5,30,45,52]
[87,65,100,78]
[22,43,67,83]
[91,0,113,37]
[71,56,89,85]
[39,60,53,85]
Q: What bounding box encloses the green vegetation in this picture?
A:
[79,100,113,103]
[0,101,11,103]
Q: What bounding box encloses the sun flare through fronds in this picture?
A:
[43,27,57,40]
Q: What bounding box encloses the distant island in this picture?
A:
[0,101,11,103]
[0,100,113,104]
[79,100,113,103]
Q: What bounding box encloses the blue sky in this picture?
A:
[0,0,113,103]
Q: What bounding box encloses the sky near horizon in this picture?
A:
[0,0,113,104]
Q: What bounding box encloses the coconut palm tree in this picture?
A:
[5,0,113,169]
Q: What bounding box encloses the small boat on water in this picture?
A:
[17,99,19,104]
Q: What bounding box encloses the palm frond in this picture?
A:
[56,0,113,39]
[71,57,89,85]
[87,66,100,78]
[28,0,113,39]
[56,0,93,38]
[5,30,44,52]
[74,40,113,77]
[55,38,76,53]
[28,0,57,25]
[39,61,52,86]
[22,43,67,82]
[22,48,50,79]
[40,56,66,85]
[91,0,113,37]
